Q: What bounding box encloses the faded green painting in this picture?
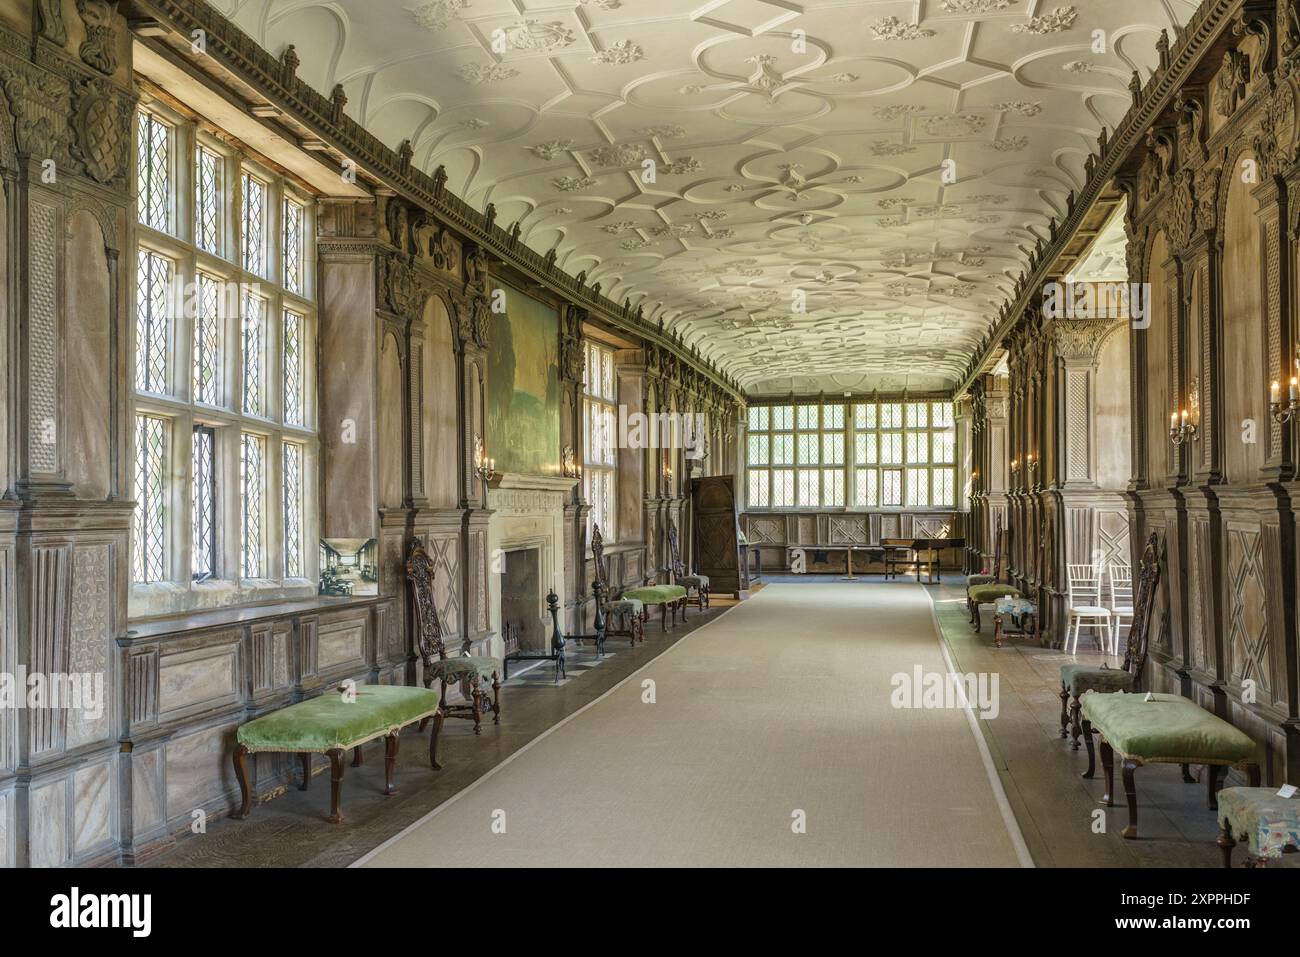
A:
[487,284,560,475]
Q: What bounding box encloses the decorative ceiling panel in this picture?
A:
[209,0,1196,393]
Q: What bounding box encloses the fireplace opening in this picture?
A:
[501,547,543,653]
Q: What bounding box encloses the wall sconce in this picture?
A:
[1169,409,1198,445]
[1009,458,1020,476]
[1271,377,1300,424]
[1026,453,1038,481]
[477,452,498,484]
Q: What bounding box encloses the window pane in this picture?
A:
[133,414,168,582]
[191,426,215,580]
[822,468,844,506]
[796,469,819,507]
[135,249,172,394]
[823,404,844,429]
[797,432,819,465]
[881,469,902,507]
[283,198,304,293]
[822,433,844,464]
[137,111,170,232]
[933,467,955,507]
[193,272,222,405]
[906,467,929,507]
[932,402,954,428]
[772,469,794,507]
[284,442,305,577]
[601,349,615,400]
[856,432,877,464]
[880,403,902,429]
[240,433,265,577]
[241,173,267,276]
[906,402,928,429]
[857,468,879,507]
[242,292,266,415]
[195,146,221,254]
[796,405,817,430]
[748,434,769,465]
[906,432,929,464]
[747,468,769,507]
[283,309,304,426]
[880,433,902,465]
[933,430,955,463]
[772,405,793,430]
[773,434,794,465]
[748,406,769,431]
[856,402,876,429]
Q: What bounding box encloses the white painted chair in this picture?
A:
[1066,563,1113,654]
[1108,562,1134,657]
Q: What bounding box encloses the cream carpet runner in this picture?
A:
[355,583,1029,867]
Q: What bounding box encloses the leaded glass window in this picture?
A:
[746,399,957,510]
[192,426,216,580]
[133,414,168,582]
[241,173,267,276]
[583,340,618,542]
[283,198,304,294]
[242,292,266,416]
[283,309,303,426]
[240,432,265,577]
[137,111,171,233]
[195,145,221,255]
[135,249,172,394]
[193,272,222,405]
[284,441,304,578]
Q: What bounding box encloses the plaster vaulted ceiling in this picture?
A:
[208,0,1196,394]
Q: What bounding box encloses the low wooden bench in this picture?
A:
[1080,691,1260,839]
[232,684,441,824]
[1216,787,1300,867]
[622,583,689,630]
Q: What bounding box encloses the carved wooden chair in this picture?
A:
[406,538,501,770]
[1059,532,1159,751]
[667,519,709,610]
[589,525,644,645]
[966,518,1021,631]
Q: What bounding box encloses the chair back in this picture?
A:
[406,538,448,667]
[667,519,686,578]
[1108,563,1133,609]
[986,515,1005,578]
[1121,534,1162,684]
[590,524,609,589]
[1066,563,1104,606]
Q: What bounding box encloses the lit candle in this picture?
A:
[1171,411,1179,429]
[489,457,495,471]
[1272,381,1281,405]
[1291,378,1299,404]
[1181,409,1188,424]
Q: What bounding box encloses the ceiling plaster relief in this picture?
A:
[222,0,1200,394]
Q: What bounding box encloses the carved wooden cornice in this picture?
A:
[133,0,744,405]
[1050,317,1128,363]
[955,0,1244,396]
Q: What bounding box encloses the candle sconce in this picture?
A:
[476,452,498,485]
[1026,454,1039,485]
[1169,409,1198,446]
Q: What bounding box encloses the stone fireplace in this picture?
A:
[485,473,578,658]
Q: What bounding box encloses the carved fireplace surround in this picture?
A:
[485,474,579,658]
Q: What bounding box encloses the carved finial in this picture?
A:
[483,201,496,232]
[509,220,522,244]
[330,83,348,120]
[544,245,557,268]
[398,139,414,174]
[1157,29,1170,71]
[432,164,447,198]
[1129,71,1142,108]
[281,44,300,76]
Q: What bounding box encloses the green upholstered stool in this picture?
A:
[1061,663,1135,698]
[623,583,689,630]
[233,684,441,824]
[1216,787,1300,867]
[966,582,1021,633]
[1079,691,1261,839]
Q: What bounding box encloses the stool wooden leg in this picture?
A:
[298,752,311,791]
[429,708,445,771]
[1100,739,1115,805]
[1217,820,1236,868]
[492,672,502,725]
[471,679,483,735]
[1181,763,1195,783]
[1121,759,1140,839]
[1059,684,1070,739]
[1247,763,1261,787]
[1069,697,1082,751]
[1081,719,1097,778]
[383,732,399,795]
[352,745,363,767]
[1206,764,1223,809]
[232,744,254,819]
[326,747,346,824]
